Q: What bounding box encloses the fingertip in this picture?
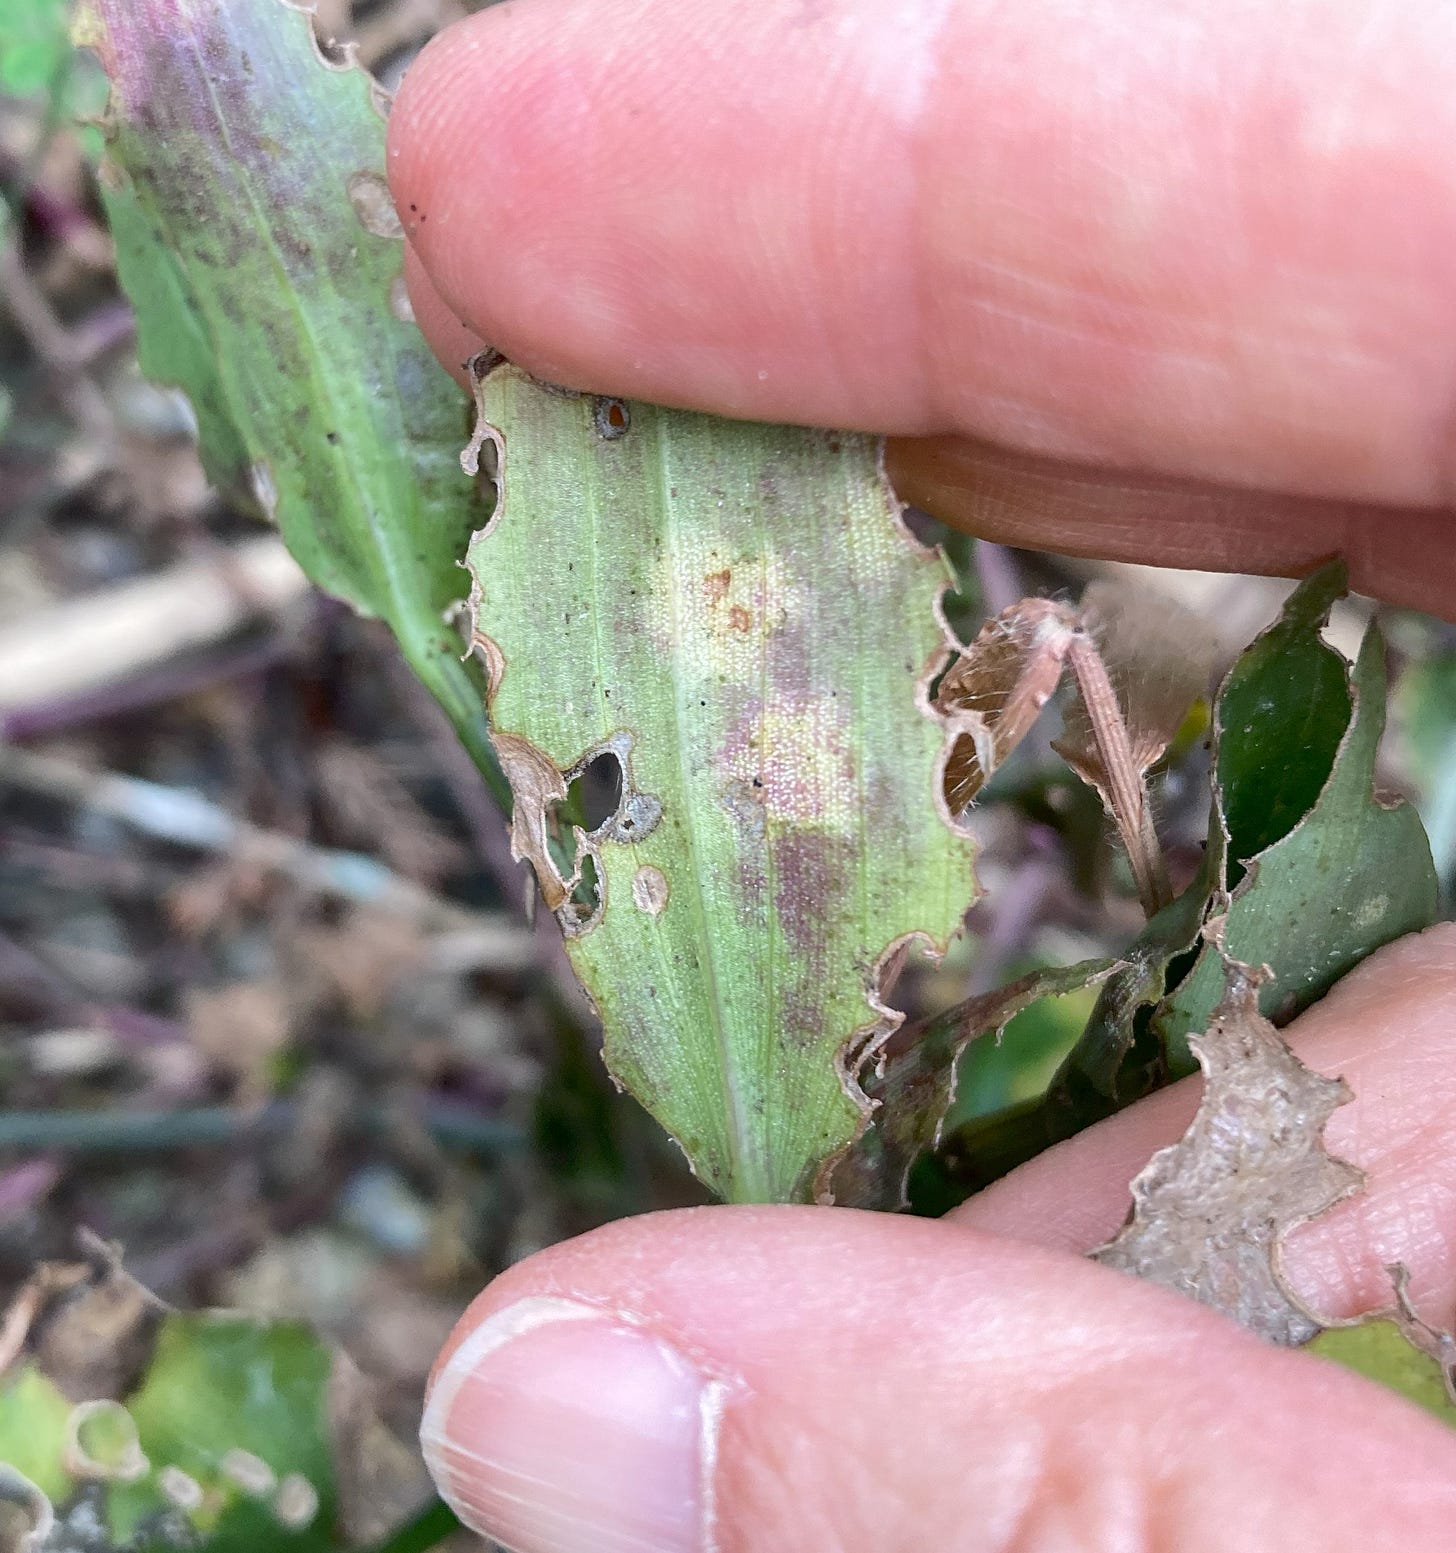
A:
[386,0,940,425]
[402,241,490,389]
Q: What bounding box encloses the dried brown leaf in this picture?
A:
[183,981,291,1095]
[1053,578,1216,793]
[492,732,573,912]
[1092,961,1362,1344]
[936,598,1077,813]
[292,909,426,1021]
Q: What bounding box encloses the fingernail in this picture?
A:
[420,1296,724,1553]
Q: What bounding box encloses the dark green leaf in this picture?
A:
[73,0,508,808]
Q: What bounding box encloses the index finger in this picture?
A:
[388,0,1456,511]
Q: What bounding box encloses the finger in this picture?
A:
[388,0,1456,507]
[955,924,1456,1320]
[404,244,1456,619]
[404,241,485,388]
[421,1206,1456,1553]
[887,434,1456,623]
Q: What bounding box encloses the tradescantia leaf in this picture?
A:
[72,0,508,808]
[463,367,979,1203]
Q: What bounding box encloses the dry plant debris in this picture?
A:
[1093,955,1362,1345]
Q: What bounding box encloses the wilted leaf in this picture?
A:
[1310,1267,1456,1426]
[73,0,508,808]
[935,597,1077,814]
[1093,960,1362,1345]
[834,959,1116,1210]
[464,367,979,1203]
[0,1246,431,1551]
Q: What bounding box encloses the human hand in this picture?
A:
[388,0,1456,622]
[408,929,1456,1553]
[386,2,1456,1547]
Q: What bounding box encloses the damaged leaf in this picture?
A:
[1051,579,1216,803]
[834,959,1116,1210]
[937,583,1208,917]
[1092,960,1362,1345]
[1053,581,1214,913]
[936,598,1077,813]
[0,1245,432,1551]
[1156,576,1439,1063]
[464,366,978,1203]
[73,0,508,809]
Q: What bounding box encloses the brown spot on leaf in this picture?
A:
[728,604,752,632]
[721,778,767,840]
[345,170,403,241]
[631,865,670,916]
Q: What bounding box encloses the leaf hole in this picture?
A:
[593,397,631,439]
[567,750,625,835]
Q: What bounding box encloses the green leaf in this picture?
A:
[115,1313,335,1551]
[1311,1320,1456,1427]
[1157,587,1439,1062]
[73,0,508,808]
[0,1365,73,1502]
[1214,564,1352,871]
[0,0,71,98]
[464,368,979,1203]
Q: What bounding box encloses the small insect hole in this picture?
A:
[593,397,631,439]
